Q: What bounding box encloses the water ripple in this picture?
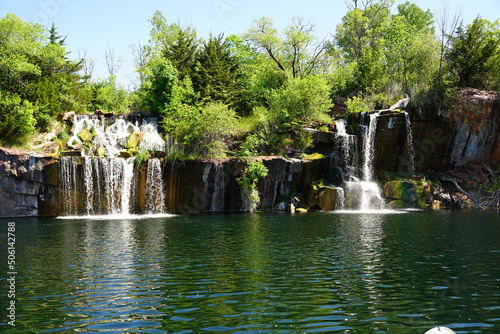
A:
[1,212,500,333]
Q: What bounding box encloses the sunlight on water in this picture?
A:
[57,213,176,220]
[332,209,408,214]
[2,211,499,333]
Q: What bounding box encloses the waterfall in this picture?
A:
[361,112,379,182]
[334,119,356,181]
[145,159,165,214]
[59,156,78,215]
[59,114,168,216]
[333,113,386,211]
[68,115,165,157]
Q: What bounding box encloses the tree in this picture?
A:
[397,1,434,34]
[383,3,439,91]
[191,34,243,110]
[335,0,394,62]
[163,101,238,159]
[130,41,148,87]
[263,75,332,152]
[447,17,500,90]
[139,55,178,114]
[162,26,199,79]
[104,43,123,77]
[435,2,462,98]
[334,0,394,92]
[0,15,89,135]
[89,76,130,113]
[0,92,37,145]
[244,16,328,78]
[48,22,66,45]
[147,11,199,79]
[226,34,286,112]
[79,50,95,82]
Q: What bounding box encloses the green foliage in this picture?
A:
[269,75,332,129]
[335,1,393,62]
[191,34,243,111]
[345,96,369,114]
[134,150,151,166]
[140,56,179,114]
[244,16,329,79]
[163,101,238,159]
[237,159,269,211]
[89,76,130,113]
[0,92,37,145]
[0,14,89,144]
[447,17,500,90]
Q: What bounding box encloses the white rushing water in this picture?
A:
[59,115,168,216]
[67,115,165,157]
[334,113,386,211]
[145,158,166,214]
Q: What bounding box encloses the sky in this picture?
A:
[1,0,499,89]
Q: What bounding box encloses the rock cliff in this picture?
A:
[1,88,498,217]
[0,149,60,217]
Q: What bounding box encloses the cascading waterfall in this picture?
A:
[334,112,386,211]
[145,158,165,214]
[334,119,356,180]
[59,114,167,216]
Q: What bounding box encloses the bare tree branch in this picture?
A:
[104,43,123,77]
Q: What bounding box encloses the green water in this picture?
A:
[0,211,499,333]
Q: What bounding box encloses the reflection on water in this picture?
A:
[1,211,499,333]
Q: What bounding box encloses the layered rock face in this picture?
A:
[1,89,498,217]
[0,149,60,217]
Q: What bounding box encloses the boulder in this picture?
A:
[97,147,106,158]
[127,132,145,149]
[318,187,337,211]
[77,128,93,142]
[384,181,417,207]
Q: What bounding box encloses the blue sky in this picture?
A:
[1,0,499,88]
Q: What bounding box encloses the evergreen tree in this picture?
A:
[163,26,198,79]
[447,17,500,90]
[191,34,243,111]
[48,22,67,45]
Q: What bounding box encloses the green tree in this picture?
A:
[191,34,243,110]
[383,4,439,92]
[139,56,179,113]
[227,34,286,112]
[269,75,332,127]
[264,75,332,152]
[48,22,67,45]
[335,0,393,62]
[89,76,130,113]
[163,26,198,79]
[0,14,89,135]
[244,16,328,79]
[447,17,500,90]
[0,92,37,145]
[163,101,238,159]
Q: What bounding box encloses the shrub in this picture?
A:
[237,159,268,211]
[163,101,238,159]
[0,92,37,145]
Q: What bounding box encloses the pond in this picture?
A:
[1,210,499,333]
